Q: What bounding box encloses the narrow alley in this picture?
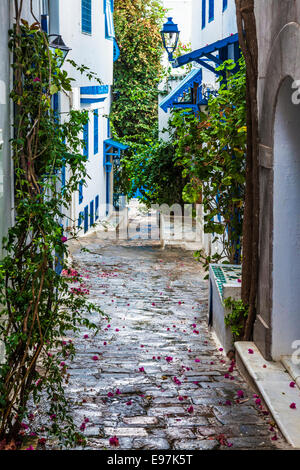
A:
[55,210,288,450]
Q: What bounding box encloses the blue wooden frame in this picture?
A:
[90,200,94,226]
[83,121,89,159]
[104,0,115,39]
[202,0,206,30]
[82,0,92,34]
[95,195,99,220]
[208,0,214,22]
[94,109,99,154]
[84,205,89,233]
[223,0,228,11]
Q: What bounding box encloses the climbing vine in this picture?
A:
[111,0,165,144]
[172,56,247,267]
[0,10,106,448]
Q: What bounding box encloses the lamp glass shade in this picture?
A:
[161,17,180,58]
[49,35,71,65]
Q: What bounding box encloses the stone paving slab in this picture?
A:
[33,222,291,450]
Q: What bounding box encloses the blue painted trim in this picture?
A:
[90,200,94,226]
[208,0,214,22]
[80,98,107,104]
[104,139,128,151]
[82,0,92,34]
[80,85,109,95]
[104,0,115,39]
[172,33,239,68]
[160,68,203,113]
[202,0,206,30]
[79,180,83,204]
[78,211,84,228]
[84,205,89,233]
[113,38,120,62]
[83,122,89,159]
[95,195,99,220]
[223,0,228,11]
[94,109,99,154]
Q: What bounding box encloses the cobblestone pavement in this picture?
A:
[56,211,288,450]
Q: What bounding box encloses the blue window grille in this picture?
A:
[78,211,84,228]
[209,0,214,22]
[95,195,99,220]
[83,121,89,158]
[104,0,115,39]
[82,0,92,34]
[79,180,83,204]
[94,109,99,154]
[90,200,94,226]
[202,0,206,29]
[84,205,89,233]
[113,38,120,62]
[223,0,228,11]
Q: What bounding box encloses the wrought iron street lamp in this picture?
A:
[161,17,180,62]
[48,34,71,66]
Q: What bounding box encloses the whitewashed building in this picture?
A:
[0,0,125,247]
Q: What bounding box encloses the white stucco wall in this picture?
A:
[272,77,300,359]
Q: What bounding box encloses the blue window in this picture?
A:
[209,0,214,22]
[84,205,89,233]
[79,180,83,204]
[78,211,84,228]
[223,0,228,11]
[104,0,115,39]
[83,121,89,158]
[95,195,99,220]
[202,0,206,29]
[82,0,92,34]
[90,200,94,226]
[61,164,66,192]
[94,109,99,154]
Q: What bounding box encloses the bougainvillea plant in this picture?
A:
[0,13,106,448]
[171,55,247,267]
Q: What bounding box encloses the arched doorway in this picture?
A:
[272,76,300,359]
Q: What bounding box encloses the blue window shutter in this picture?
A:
[223,0,228,11]
[82,0,92,34]
[79,180,83,204]
[83,122,89,158]
[202,0,206,29]
[209,0,214,22]
[78,211,84,228]
[104,0,115,39]
[94,110,99,154]
[95,195,99,220]
[84,206,89,233]
[90,200,94,226]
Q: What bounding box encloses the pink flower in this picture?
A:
[248,348,254,354]
[178,396,184,401]
[26,446,35,450]
[290,403,296,409]
[61,236,68,243]
[219,348,223,352]
[84,334,89,339]
[237,390,244,398]
[195,358,201,363]
[109,436,119,447]
[126,401,132,406]
[139,367,145,372]
[84,418,89,423]
[107,392,114,397]
[271,435,278,441]
[225,400,232,406]
[115,328,119,332]
[116,389,121,395]
[103,342,107,346]
[165,356,173,363]
[33,77,41,83]
[187,406,194,414]
[178,301,182,305]
[92,355,99,361]
[80,423,86,431]
[255,398,261,405]
[290,382,296,388]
